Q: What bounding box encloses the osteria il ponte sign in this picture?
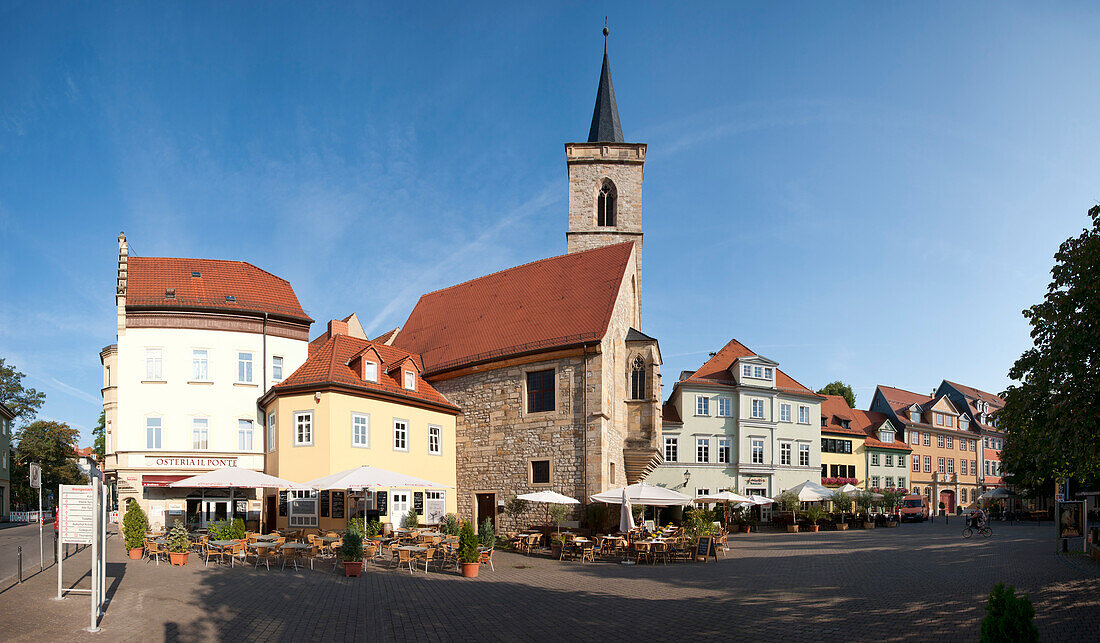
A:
[149,457,239,468]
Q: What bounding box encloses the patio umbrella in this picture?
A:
[516,490,579,529]
[695,490,752,525]
[785,480,833,502]
[836,483,861,495]
[589,483,692,506]
[168,468,306,534]
[745,494,774,505]
[979,488,1015,500]
[619,488,635,532]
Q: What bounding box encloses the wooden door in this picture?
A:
[476,493,496,531]
[264,495,276,532]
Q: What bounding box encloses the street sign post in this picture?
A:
[29,463,42,571]
[56,480,107,632]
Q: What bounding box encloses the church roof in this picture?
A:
[587,40,625,143]
[394,242,636,376]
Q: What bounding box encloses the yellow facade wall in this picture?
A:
[263,391,458,529]
[820,434,866,485]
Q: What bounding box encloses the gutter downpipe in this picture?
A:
[582,343,590,511]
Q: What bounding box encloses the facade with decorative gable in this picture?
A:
[388,38,662,530]
[935,380,1005,492]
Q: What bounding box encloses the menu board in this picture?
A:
[331,491,345,519]
[695,537,716,562]
[376,491,388,516]
[413,492,424,515]
[319,491,330,518]
[278,491,288,517]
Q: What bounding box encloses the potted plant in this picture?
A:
[341,531,364,577]
[503,496,530,533]
[458,520,480,578]
[804,506,826,532]
[404,508,419,529]
[939,501,946,517]
[855,491,875,528]
[883,489,903,527]
[831,490,852,530]
[122,501,149,559]
[364,519,382,540]
[737,506,757,533]
[779,491,800,533]
[478,517,496,548]
[550,533,566,559]
[440,513,460,536]
[166,520,190,565]
[549,503,568,536]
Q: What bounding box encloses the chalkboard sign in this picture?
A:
[696,537,716,562]
[413,492,424,515]
[319,491,330,518]
[376,491,387,516]
[278,491,288,517]
[331,491,345,519]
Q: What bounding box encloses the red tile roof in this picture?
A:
[943,380,1005,409]
[372,328,400,345]
[662,402,682,425]
[820,395,865,436]
[272,334,457,412]
[394,242,636,374]
[819,395,909,450]
[682,338,819,397]
[877,385,933,416]
[127,257,311,322]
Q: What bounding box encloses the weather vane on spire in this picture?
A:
[603,16,609,39]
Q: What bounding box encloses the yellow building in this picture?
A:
[819,396,866,487]
[259,318,460,531]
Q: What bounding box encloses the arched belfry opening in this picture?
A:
[597,180,617,227]
[631,355,646,400]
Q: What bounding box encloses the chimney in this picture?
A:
[328,319,349,337]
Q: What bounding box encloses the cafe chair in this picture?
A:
[253,542,276,571]
[146,540,167,566]
[396,547,416,574]
[282,545,303,571]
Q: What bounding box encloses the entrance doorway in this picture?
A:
[940,490,956,514]
[391,491,410,526]
[475,493,496,532]
[264,495,276,532]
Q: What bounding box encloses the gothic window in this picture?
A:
[630,356,646,400]
[597,180,616,227]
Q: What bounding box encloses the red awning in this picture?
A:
[142,475,191,487]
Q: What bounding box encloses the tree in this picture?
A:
[817,381,856,408]
[92,411,106,459]
[999,206,1100,492]
[0,357,46,427]
[14,420,85,504]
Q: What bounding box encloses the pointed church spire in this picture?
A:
[587,25,625,143]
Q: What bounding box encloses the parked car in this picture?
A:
[899,495,928,522]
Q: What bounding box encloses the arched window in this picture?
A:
[597,180,616,227]
[630,356,646,400]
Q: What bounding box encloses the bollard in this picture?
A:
[17,546,22,583]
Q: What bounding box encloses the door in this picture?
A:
[390,491,410,526]
[940,490,955,514]
[424,491,446,524]
[475,493,496,531]
[203,500,229,526]
[264,495,277,532]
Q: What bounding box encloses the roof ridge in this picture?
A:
[414,241,635,300]
[130,256,294,287]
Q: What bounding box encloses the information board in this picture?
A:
[319,491,330,518]
[695,536,717,562]
[60,484,95,545]
[278,491,288,517]
[413,492,424,515]
[376,491,387,516]
[331,491,345,519]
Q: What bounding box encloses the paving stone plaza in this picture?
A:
[1,520,1097,641]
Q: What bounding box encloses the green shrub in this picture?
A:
[980,583,1038,642]
[122,501,149,550]
[549,504,568,532]
[347,517,365,537]
[478,517,495,547]
[404,509,419,529]
[503,496,529,530]
[167,520,190,554]
[778,491,800,518]
[340,531,364,563]
[830,490,853,518]
[805,505,826,525]
[440,513,460,536]
[458,520,479,563]
[364,519,381,539]
[683,507,718,543]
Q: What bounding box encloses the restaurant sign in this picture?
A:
[745,477,767,487]
[146,457,239,469]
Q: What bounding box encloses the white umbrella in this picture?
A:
[589,483,692,506]
[745,494,774,505]
[168,468,306,534]
[619,488,635,532]
[302,465,452,490]
[979,487,1015,500]
[517,490,579,531]
[694,490,752,504]
[836,483,861,496]
[786,480,833,502]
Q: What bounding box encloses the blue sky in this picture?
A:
[2,2,1099,447]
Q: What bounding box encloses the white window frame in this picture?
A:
[871,476,880,488]
[717,397,732,417]
[664,437,678,462]
[271,355,284,381]
[798,443,810,466]
[238,419,254,451]
[267,412,276,452]
[938,457,945,474]
[294,411,313,446]
[779,403,792,423]
[352,412,370,448]
[779,441,791,466]
[695,488,711,498]
[885,454,893,467]
[428,424,442,455]
[937,435,945,448]
[192,417,209,450]
[899,454,907,468]
[695,395,709,416]
[695,437,710,463]
[146,416,163,450]
[798,405,810,424]
[717,437,731,464]
[750,438,764,464]
[750,399,765,419]
[753,365,763,379]
[404,371,415,390]
[885,476,894,488]
[742,364,752,378]
[764,367,773,380]
[364,361,378,383]
[289,489,318,527]
[961,459,968,476]
[898,477,906,489]
[393,418,409,452]
[881,431,894,444]
[910,430,919,445]
[237,351,254,384]
[145,347,164,381]
[871,453,880,466]
[191,349,211,382]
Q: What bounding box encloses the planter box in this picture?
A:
[886,521,899,528]
[836,523,849,531]
[863,522,875,529]
[343,561,362,577]
[809,525,820,532]
[169,551,189,566]
[786,525,799,533]
[128,547,144,560]
[461,562,479,578]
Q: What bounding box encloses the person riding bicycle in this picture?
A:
[970,507,987,530]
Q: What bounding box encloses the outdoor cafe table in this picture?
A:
[320,536,341,543]
[281,543,309,550]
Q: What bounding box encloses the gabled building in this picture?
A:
[260,320,459,531]
[819,396,911,492]
[870,385,980,512]
[935,380,1005,492]
[647,339,822,506]
[388,38,662,530]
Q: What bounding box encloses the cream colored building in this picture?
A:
[260,318,459,531]
[101,234,312,528]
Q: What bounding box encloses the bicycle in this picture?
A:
[962,524,992,538]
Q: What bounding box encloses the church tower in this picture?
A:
[566,29,646,297]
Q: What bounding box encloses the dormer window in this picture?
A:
[164,288,176,299]
[960,417,969,431]
[403,371,415,390]
[364,361,378,383]
[910,411,920,423]
[742,364,752,378]
[764,367,773,380]
[881,430,895,444]
[841,420,851,430]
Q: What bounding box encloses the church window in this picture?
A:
[597,180,616,227]
[526,369,555,413]
[630,356,646,400]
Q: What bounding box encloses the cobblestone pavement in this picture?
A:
[0,520,1097,642]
